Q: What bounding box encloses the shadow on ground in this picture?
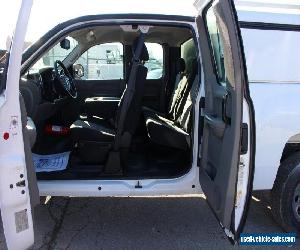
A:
[0,191,298,250]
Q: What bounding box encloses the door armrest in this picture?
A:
[204,114,225,138]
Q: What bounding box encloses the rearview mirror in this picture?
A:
[60,38,70,50]
[73,64,84,78]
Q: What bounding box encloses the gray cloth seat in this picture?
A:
[145,59,198,150]
[70,120,115,142]
[146,115,190,150]
[70,38,149,148]
[143,58,186,119]
[26,117,37,148]
[20,78,42,123]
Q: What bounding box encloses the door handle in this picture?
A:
[204,114,225,138]
[222,92,231,125]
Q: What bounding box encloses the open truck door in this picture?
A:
[195,0,255,243]
[0,0,38,249]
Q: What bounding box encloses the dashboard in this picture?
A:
[25,67,67,102]
[20,67,70,125]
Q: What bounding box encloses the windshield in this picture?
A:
[30,36,78,72]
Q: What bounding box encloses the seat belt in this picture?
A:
[113,31,146,151]
[104,30,148,174]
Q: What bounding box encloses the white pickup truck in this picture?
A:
[237,1,300,233]
[0,0,299,249]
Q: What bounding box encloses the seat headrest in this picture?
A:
[132,38,149,62]
[176,58,186,73]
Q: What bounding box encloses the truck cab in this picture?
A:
[0,0,255,248]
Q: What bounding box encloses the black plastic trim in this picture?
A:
[239,21,300,32]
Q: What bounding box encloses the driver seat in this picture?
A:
[70,37,149,164]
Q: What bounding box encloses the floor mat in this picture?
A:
[33,151,71,172]
[126,142,190,178]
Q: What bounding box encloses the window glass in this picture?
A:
[205,7,226,84]
[145,43,163,79]
[76,43,124,80]
[30,36,78,72]
[181,38,197,75]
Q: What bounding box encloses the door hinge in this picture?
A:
[241,123,248,155]
[222,93,231,125]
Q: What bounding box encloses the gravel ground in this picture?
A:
[0,191,298,250]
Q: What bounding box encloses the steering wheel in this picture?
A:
[54,60,77,98]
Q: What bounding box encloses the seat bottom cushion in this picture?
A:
[70,120,115,142]
[146,115,190,150]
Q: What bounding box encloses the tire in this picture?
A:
[271,152,300,232]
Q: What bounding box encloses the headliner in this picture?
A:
[71,25,194,47]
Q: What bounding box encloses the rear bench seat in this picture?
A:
[143,58,186,119]
[144,58,198,150]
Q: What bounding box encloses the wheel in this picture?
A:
[271,152,300,232]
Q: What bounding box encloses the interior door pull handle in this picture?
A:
[222,93,231,124]
[204,114,225,138]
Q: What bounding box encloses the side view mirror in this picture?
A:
[60,38,70,50]
[73,64,84,78]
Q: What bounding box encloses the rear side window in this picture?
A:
[76,42,124,80]
[205,7,226,85]
[145,43,164,79]
[241,28,300,82]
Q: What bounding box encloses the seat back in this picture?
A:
[174,58,198,121]
[168,58,198,122]
[113,36,149,149]
[117,65,148,135]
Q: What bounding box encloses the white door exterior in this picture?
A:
[0,0,34,249]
